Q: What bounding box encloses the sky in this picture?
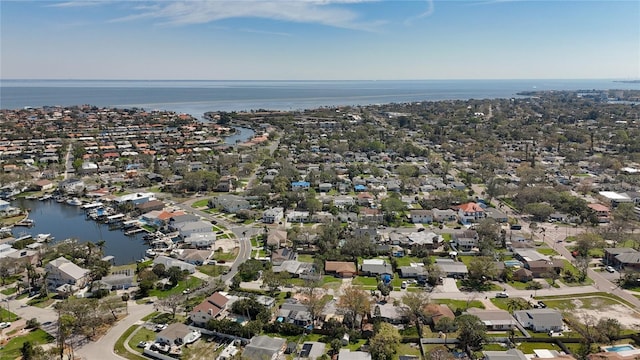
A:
[1,0,639,80]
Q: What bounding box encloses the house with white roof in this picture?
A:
[45,256,90,290]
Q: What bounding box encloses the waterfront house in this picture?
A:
[183,232,216,249]
[172,220,213,238]
[31,179,54,192]
[45,256,89,291]
[114,192,156,206]
[189,292,229,327]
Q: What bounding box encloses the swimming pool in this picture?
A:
[604,345,636,352]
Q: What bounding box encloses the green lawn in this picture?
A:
[128,327,157,353]
[535,292,636,309]
[191,199,210,208]
[517,341,560,354]
[352,276,378,287]
[213,248,239,262]
[490,298,511,311]
[536,248,559,256]
[26,295,55,308]
[0,287,17,295]
[435,299,485,311]
[114,325,148,360]
[250,237,259,247]
[148,277,204,299]
[0,308,19,322]
[394,256,425,267]
[298,254,314,263]
[196,264,230,277]
[0,329,55,360]
[395,343,422,359]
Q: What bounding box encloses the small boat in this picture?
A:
[38,194,53,201]
[0,226,12,233]
[145,249,157,257]
[24,195,38,200]
[35,234,54,242]
[55,196,66,203]
[66,198,83,206]
[15,219,35,227]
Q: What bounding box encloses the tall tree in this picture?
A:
[369,322,401,360]
[455,314,487,353]
[400,292,430,335]
[336,286,371,329]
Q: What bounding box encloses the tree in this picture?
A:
[152,263,167,278]
[156,294,184,319]
[260,268,289,295]
[167,266,186,286]
[377,281,393,301]
[426,345,454,360]
[369,322,401,360]
[574,256,591,283]
[434,317,456,346]
[595,318,621,344]
[524,203,555,222]
[400,292,430,334]
[330,338,343,355]
[475,218,501,254]
[21,341,36,360]
[574,233,604,258]
[301,283,330,325]
[455,314,486,353]
[465,256,497,289]
[337,286,371,329]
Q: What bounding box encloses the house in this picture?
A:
[360,259,393,276]
[156,323,201,345]
[598,191,634,207]
[177,249,211,265]
[189,292,229,327]
[136,199,165,213]
[410,209,433,224]
[59,178,85,194]
[271,248,296,266]
[242,335,286,360]
[484,208,509,223]
[318,183,333,192]
[267,229,288,247]
[456,202,485,224]
[287,210,310,223]
[435,258,468,278]
[339,349,372,360]
[209,195,250,213]
[513,268,534,282]
[452,230,479,252]
[467,308,517,330]
[483,349,528,360]
[325,261,357,278]
[604,248,640,270]
[31,179,54,192]
[291,181,311,191]
[373,302,407,324]
[172,220,213,239]
[114,192,156,206]
[513,309,563,332]
[525,260,564,278]
[432,208,457,223]
[263,207,284,224]
[100,273,135,290]
[423,304,455,325]
[299,342,326,360]
[354,227,378,242]
[399,265,427,279]
[45,257,89,290]
[587,203,611,223]
[273,260,317,279]
[278,300,312,327]
[153,256,196,274]
[183,232,216,249]
[407,231,443,250]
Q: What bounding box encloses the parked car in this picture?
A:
[537,301,547,308]
[605,266,615,273]
[0,322,11,329]
[138,341,148,348]
[401,281,408,289]
[496,292,509,298]
[154,324,168,332]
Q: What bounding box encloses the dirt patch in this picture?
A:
[214,237,238,252]
[571,299,583,308]
[571,303,640,330]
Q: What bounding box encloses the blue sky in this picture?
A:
[1,0,638,80]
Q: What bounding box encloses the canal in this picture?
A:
[10,199,148,265]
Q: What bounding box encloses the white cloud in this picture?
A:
[108,0,385,31]
[404,0,434,25]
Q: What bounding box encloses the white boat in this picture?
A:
[145,249,157,257]
[35,234,54,242]
[38,194,53,201]
[0,226,12,233]
[66,198,83,206]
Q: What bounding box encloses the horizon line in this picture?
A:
[1,77,638,82]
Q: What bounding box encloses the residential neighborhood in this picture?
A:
[1,90,640,360]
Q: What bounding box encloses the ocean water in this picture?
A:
[1,79,638,117]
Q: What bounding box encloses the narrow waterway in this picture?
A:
[10,199,147,265]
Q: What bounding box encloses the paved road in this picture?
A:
[174,199,261,283]
[75,302,154,360]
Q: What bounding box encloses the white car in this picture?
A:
[605,266,615,273]
[496,292,509,298]
[0,322,11,329]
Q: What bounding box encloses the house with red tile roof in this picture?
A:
[587,203,610,223]
[456,202,485,224]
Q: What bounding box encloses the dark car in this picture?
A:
[537,301,547,308]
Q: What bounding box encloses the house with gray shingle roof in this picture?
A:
[513,309,563,332]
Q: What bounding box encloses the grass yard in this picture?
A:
[536,247,559,256]
[298,254,314,263]
[191,199,210,208]
[490,298,511,311]
[0,329,55,360]
[352,276,379,287]
[394,256,425,267]
[128,327,157,353]
[435,299,485,311]
[535,292,635,308]
[0,308,19,322]
[114,325,148,360]
[26,295,55,308]
[149,277,204,299]
[213,248,239,262]
[516,341,561,354]
[0,287,17,295]
[395,343,422,359]
[196,264,230,277]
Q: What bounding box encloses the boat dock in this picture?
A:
[106,213,126,224]
[124,227,147,236]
